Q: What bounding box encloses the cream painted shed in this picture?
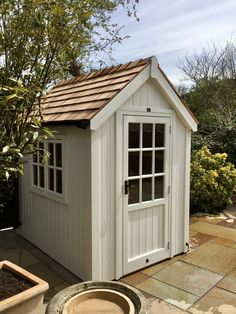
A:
[19,56,197,281]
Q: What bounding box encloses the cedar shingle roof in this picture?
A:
[42,57,152,123]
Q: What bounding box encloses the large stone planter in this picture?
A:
[0,260,49,314]
[46,281,150,314]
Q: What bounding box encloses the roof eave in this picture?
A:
[43,119,90,129]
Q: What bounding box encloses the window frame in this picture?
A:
[31,136,66,202]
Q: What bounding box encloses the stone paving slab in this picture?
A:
[136,277,198,310]
[191,221,236,241]
[153,260,223,297]
[181,242,236,275]
[189,287,236,314]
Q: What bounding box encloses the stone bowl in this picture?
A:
[46,281,150,314]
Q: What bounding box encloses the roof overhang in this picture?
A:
[90,56,197,132]
[150,56,197,132]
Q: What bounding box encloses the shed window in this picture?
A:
[32,139,64,197]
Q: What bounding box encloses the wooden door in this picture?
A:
[123,115,171,274]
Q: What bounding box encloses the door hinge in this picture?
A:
[167,241,170,250]
[169,125,171,134]
[168,185,171,194]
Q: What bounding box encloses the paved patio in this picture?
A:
[0,205,236,313]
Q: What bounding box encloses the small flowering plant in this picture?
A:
[190,146,236,213]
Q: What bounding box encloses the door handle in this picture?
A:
[124,180,129,195]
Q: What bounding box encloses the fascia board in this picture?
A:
[151,57,198,132]
[90,65,151,130]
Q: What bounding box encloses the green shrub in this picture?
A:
[190,146,236,213]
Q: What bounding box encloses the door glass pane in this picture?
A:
[56,143,62,167]
[155,151,164,173]
[155,176,164,199]
[48,143,54,166]
[56,170,62,194]
[128,179,139,205]
[48,168,54,191]
[143,124,153,148]
[129,152,139,176]
[155,124,164,147]
[142,151,152,175]
[142,177,152,202]
[39,166,45,188]
[129,123,140,148]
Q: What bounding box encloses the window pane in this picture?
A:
[129,123,140,148]
[155,176,164,199]
[33,153,37,163]
[128,179,139,205]
[129,152,139,176]
[143,124,153,148]
[56,143,62,167]
[48,168,54,191]
[155,124,165,147]
[142,151,152,175]
[56,170,62,194]
[142,177,152,202]
[39,166,45,188]
[48,143,54,166]
[33,165,38,185]
[39,142,44,164]
[155,151,164,173]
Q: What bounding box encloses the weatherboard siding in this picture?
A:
[19,125,92,280]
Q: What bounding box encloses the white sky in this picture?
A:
[110,0,236,85]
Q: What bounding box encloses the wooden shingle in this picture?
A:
[42,58,152,123]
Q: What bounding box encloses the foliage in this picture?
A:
[0,177,19,229]
[0,79,53,178]
[0,0,139,178]
[190,146,236,214]
[179,41,236,163]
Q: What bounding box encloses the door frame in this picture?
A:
[115,109,176,279]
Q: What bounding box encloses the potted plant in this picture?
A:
[0,260,48,314]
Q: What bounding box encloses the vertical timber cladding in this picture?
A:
[123,115,171,275]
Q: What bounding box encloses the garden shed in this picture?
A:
[19,56,197,281]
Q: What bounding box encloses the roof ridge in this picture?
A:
[55,57,152,88]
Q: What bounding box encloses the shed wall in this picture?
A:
[19,125,92,280]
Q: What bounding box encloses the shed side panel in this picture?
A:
[91,114,116,280]
[19,125,92,280]
[173,117,190,254]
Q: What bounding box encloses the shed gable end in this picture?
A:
[121,79,172,112]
